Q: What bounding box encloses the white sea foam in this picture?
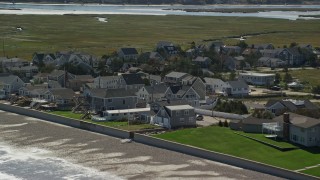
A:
[0,172,22,180]
[0,142,123,180]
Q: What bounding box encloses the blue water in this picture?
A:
[0,3,320,20]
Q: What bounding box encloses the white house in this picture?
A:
[204,77,229,95]
[226,80,249,97]
[238,72,275,86]
[94,76,120,89]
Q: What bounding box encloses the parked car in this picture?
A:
[270,86,281,91]
[196,114,204,121]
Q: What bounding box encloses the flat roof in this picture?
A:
[239,72,275,77]
[166,105,194,111]
[105,108,150,114]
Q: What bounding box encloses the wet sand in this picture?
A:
[0,110,284,180]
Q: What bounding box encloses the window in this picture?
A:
[189,117,194,122]
[184,110,189,115]
[176,111,180,116]
[180,118,185,123]
[108,99,112,103]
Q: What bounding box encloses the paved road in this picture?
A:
[0,110,284,180]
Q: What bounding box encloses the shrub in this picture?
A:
[223,120,229,127]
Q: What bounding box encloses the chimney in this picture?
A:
[283,113,290,141]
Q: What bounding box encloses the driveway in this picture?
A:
[196,115,228,127]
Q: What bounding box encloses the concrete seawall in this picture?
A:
[0,103,130,139]
[0,103,317,180]
[134,133,318,180]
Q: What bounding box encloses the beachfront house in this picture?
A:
[273,113,320,147]
[152,104,196,129]
[88,88,138,112]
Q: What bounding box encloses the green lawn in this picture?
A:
[154,126,320,176]
[49,110,157,131]
[301,166,320,177]
[236,131,298,149]
[277,69,320,93]
[1,14,320,59]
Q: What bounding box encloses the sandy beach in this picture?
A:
[0,110,284,179]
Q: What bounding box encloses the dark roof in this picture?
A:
[48,70,65,77]
[273,113,320,128]
[0,74,21,84]
[35,53,44,60]
[50,88,75,99]
[286,47,301,57]
[144,84,168,95]
[91,88,137,98]
[193,56,211,62]
[227,80,248,89]
[165,71,188,79]
[155,99,189,107]
[242,116,274,125]
[265,99,318,111]
[120,48,138,55]
[169,85,183,94]
[121,73,144,85]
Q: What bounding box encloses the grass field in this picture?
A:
[301,166,320,177]
[277,69,320,93]
[154,126,320,177]
[49,110,157,131]
[1,14,320,59]
[236,131,297,149]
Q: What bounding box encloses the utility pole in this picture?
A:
[2,38,5,57]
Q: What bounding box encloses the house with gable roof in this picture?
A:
[204,77,229,95]
[192,56,211,68]
[251,43,274,50]
[119,73,145,90]
[0,74,25,99]
[136,84,167,103]
[47,88,76,110]
[225,80,249,97]
[273,113,320,147]
[153,104,196,129]
[156,41,174,50]
[118,48,139,61]
[32,53,56,65]
[94,75,120,89]
[88,88,138,112]
[163,71,190,85]
[164,77,206,107]
[47,70,75,88]
[265,99,319,116]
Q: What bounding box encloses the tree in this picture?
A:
[143,78,150,86]
[223,120,229,127]
[283,72,292,83]
[274,73,281,85]
[312,85,320,95]
[289,42,298,48]
[218,120,223,127]
[236,41,248,50]
[228,71,236,81]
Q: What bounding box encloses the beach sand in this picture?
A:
[0,110,283,179]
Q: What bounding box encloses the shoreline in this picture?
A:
[0,2,320,6]
[0,110,283,179]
